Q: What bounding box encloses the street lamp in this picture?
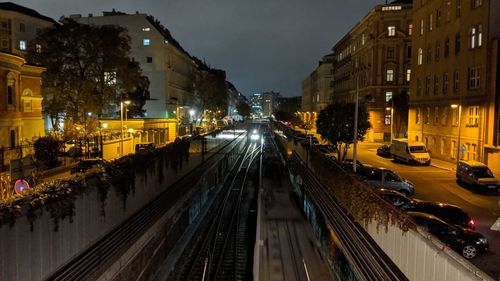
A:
[386,107,394,141]
[451,104,462,167]
[120,100,131,157]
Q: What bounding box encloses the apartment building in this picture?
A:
[301,54,334,129]
[408,0,500,172]
[75,11,197,119]
[332,0,413,142]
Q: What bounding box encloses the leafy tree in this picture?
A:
[34,137,61,169]
[26,18,149,133]
[392,91,409,138]
[236,101,251,118]
[316,102,370,161]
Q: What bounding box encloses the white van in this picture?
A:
[390,139,431,165]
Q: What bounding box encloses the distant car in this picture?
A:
[376,188,414,208]
[408,212,488,259]
[135,142,155,152]
[70,158,107,174]
[357,166,414,196]
[376,144,392,158]
[456,160,500,192]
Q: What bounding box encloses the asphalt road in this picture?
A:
[352,143,500,277]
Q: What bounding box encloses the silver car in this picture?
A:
[358,167,414,196]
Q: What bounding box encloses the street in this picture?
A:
[352,142,500,276]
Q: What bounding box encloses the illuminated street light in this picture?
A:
[451,104,462,167]
[102,123,108,129]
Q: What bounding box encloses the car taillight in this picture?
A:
[468,219,475,229]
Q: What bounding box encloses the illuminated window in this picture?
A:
[386,69,394,82]
[19,40,26,50]
[429,14,433,31]
[388,26,396,36]
[470,27,476,48]
[420,19,424,35]
[467,106,479,126]
[35,44,42,53]
[385,114,391,125]
[408,24,413,36]
[385,91,393,102]
[452,107,459,126]
[406,69,411,82]
[418,48,423,65]
[142,27,150,31]
[143,38,150,46]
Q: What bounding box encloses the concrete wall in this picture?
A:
[0,136,236,281]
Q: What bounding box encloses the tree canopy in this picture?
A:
[316,102,370,161]
[236,101,251,118]
[26,18,149,133]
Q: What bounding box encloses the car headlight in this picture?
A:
[477,238,487,244]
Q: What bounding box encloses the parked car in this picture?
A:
[376,189,476,230]
[390,139,431,165]
[408,212,488,259]
[70,158,107,174]
[357,167,414,196]
[135,142,155,152]
[376,144,392,158]
[456,160,500,192]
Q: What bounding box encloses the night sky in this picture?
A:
[15,0,383,97]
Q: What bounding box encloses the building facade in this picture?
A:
[76,11,197,119]
[0,3,56,58]
[332,1,413,142]
[409,0,500,172]
[0,52,45,148]
[262,91,280,117]
[301,54,334,129]
[249,93,263,117]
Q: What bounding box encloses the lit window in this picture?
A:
[420,19,424,35]
[467,106,479,126]
[361,34,366,45]
[385,114,391,125]
[418,48,423,65]
[470,27,476,48]
[388,26,396,36]
[477,25,482,47]
[452,107,459,126]
[142,27,150,31]
[408,24,413,36]
[35,44,42,53]
[429,14,433,31]
[406,69,411,82]
[143,38,150,46]
[386,69,394,82]
[385,91,393,102]
[19,40,26,50]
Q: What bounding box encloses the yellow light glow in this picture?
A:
[451,104,459,108]
[102,123,108,129]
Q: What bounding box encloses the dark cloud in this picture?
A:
[15,0,382,96]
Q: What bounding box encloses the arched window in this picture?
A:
[9,130,16,148]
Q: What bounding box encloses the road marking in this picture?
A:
[491,217,500,231]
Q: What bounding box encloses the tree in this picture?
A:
[236,101,251,118]
[34,137,61,169]
[26,18,149,133]
[316,102,371,161]
[392,91,409,138]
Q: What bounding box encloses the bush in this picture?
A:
[34,137,61,169]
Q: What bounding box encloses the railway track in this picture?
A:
[170,140,261,281]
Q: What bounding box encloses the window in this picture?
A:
[425,76,431,95]
[435,107,439,124]
[9,130,15,148]
[443,72,449,95]
[451,140,457,158]
[418,48,423,65]
[429,14,433,31]
[408,24,413,35]
[471,0,483,8]
[407,45,412,58]
[420,19,424,35]
[456,0,462,17]
[446,1,452,21]
[441,107,448,125]
[416,107,421,124]
[7,86,13,105]
[452,107,459,126]
[20,23,25,32]
[386,47,395,59]
[435,42,441,61]
[406,69,411,82]
[386,69,394,82]
[417,78,422,96]
[477,24,482,47]
[444,38,450,57]
[470,27,476,48]
[436,9,442,28]
[362,34,366,45]
[142,27,150,31]
[441,139,446,155]
[385,114,392,125]
[143,38,150,46]
[468,67,480,89]
[24,100,32,112]
[426,46,432,63]
[434,75,439,95]
[147,56,153,63]
[467,106,479,126]
[385,91,393,102]
[425,107,430,124]
[455,33,461,54]
[453,70,460,92]
[388,26,396,36]
[19,40,26,50]
[35,44,42,53]
[471,144,477,160]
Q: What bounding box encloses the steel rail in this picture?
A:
[44,134,246,281]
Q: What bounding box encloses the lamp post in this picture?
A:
[451,104,462,167]
[386,107,394,141]
[120,100,131,157]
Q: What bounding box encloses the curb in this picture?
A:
[430,163,455,172]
